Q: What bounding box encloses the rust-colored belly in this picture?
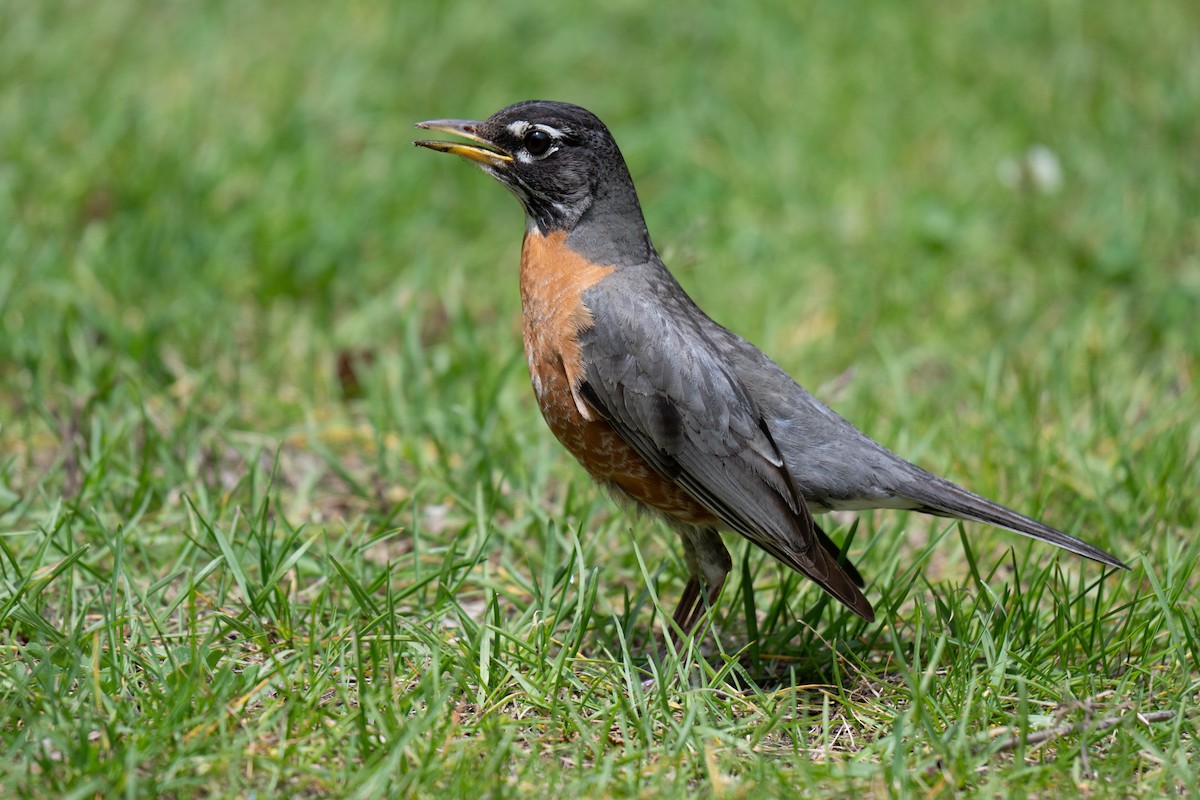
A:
[520,230,716,525]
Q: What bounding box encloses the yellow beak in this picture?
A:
[414,119,513,166]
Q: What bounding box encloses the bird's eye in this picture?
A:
[525,128,553,157]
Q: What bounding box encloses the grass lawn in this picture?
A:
[2,0,1197,796]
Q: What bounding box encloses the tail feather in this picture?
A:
[900,469,1128,570]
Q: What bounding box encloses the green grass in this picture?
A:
[2,0,1198,796]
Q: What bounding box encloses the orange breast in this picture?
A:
[520,230,716,525]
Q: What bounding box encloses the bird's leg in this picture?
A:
[695,571,728,631]
[673,527,732,639]
[678,570,728,634]
[671,575,701,633]
[650,529,732,688]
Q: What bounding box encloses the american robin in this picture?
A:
[414,100,1126,633]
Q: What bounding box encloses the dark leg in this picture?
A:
[672,575,701,632]
[673,527,732,638]
[680,569,727,634]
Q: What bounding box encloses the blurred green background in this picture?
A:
[5,1,1196,403]
[1,1,1197,796]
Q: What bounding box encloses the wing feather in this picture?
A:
[578,275,873,620]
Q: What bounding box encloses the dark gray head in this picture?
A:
[415,100,645,236]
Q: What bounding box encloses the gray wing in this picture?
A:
[578,274,874,621]
[727,333,1128,569]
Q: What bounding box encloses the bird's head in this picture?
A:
[415,100,639,234]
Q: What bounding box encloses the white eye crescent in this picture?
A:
[506,122,567,161]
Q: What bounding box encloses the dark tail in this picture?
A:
[900,468,1129,570]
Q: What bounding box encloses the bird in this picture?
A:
[414,100,1127,635]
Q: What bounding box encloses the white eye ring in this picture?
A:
[506,121,568,161]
